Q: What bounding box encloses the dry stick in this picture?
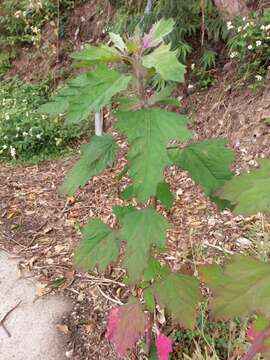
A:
[0,300,22,337]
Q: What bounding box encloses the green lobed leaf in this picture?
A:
[74,219,119,272]
[71,44,120,66]
[156,182,174,208]
[148,272,201,328]
[200,255,270,320]
[115,109,192,203]
[144,18,175,48]
[39,65,131,123]
[60,134,118,195]
[142,43,186,82]
[120,207,169,284]
[168,139,235,196]
[216,159,270,215]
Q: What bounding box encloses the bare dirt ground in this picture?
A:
[0,75,270,358]
[0,251,72,360]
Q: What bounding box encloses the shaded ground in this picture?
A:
[0,66,270,358]
[0,251,72,360]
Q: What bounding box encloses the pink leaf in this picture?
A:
[107,307,119,341]
[156,333,173,360]
[106,302,148,357]
[245,324,268,356]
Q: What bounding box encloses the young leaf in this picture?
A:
[200,255,270,320]
[156,334,173,360]
[143,18,175,48]
[156,182,174,208]
[112,205,136,224]
[115,109,192,202]
[116,96,141,111]
[120,185,134,200]
[216,159,270,215]
[74,219,119,272]
[120,208,169,284]
[107,301,148,357]
[143,257,162,282]
[71,44,120,66]
[39,65,131,123]
[149,84,178,106]
[168,139,235,196]
[109,32,128,53]
[142,44,186,82]
[60,134,118,195]
[148,272,201,328]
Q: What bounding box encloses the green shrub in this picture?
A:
[0,79,89,162]
[228,8,270,83]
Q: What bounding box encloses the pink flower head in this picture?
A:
[156,333,173,360]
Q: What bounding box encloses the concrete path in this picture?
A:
[0,251,72,360]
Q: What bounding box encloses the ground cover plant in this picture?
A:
[228,7,270,84]
[38,16,270,359]
[0,78,88,162]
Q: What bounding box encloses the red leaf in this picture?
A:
[107,307,119,341]
[246,325,267,354]
[106,302,148,357]
[156,333,173,360]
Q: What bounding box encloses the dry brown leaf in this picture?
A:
[56,324,70,335]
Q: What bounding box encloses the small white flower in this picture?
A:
[23,131,28,137]
[266,24,270,31]
[227,21,233,30]
[191,63,195,70]
[36,134,42,139]
[237,26,242,33]
[230,51,238,59]
[3,145,7,150]
[255,75,263,81]
[10,146,16,158]
[5,114,10,120]
[188,84,194,90]
[256,40,262,47]
[261,25,266,30]
[248,44,253,50]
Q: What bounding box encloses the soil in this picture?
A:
[7,0,114,83]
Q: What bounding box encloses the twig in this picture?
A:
[0,300,22,337]
[203,241,234,255]
[96,285,123,305]
[76,274,126,287]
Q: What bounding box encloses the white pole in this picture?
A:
[144,0,153,15]
[94,111,103,136]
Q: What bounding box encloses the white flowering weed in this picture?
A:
[228,8,270,82]
[0,79,89,162]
